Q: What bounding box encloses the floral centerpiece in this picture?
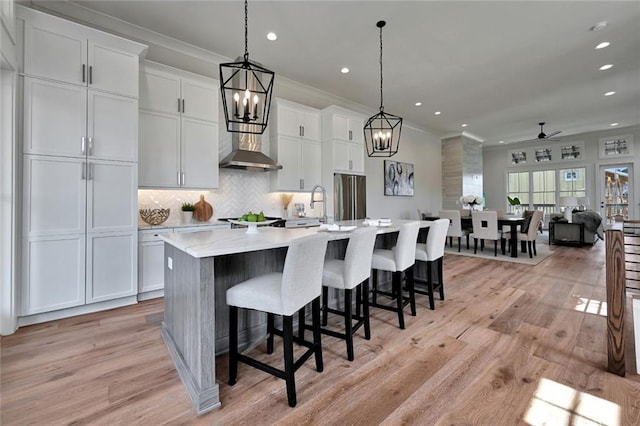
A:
[460,195,484,210]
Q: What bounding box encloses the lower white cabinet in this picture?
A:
[87,232,137,303]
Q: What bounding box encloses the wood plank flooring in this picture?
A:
[2,241,640,425]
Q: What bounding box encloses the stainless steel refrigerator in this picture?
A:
[334,173,367,221]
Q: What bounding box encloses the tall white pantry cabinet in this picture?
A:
[18,7,147,319]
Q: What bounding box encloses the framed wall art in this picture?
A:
[384,160,414,196]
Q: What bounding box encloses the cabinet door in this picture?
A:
[139,66,181,114]
[138,111,181,188]
[348,117,364,144]
[332,140,351,172]
[139,241,165,293]
[88,41,139,98]
[23,155,86,237]
[87,161,137,234]
[181,119,219,189]
[277,104,303,137]
[24,20,87,85]
[23,78,86,157]
[332,114,349,141]
[301,141,322,190]
[181,77,218,122]
[349,142,365,174]
[301,111,321,141]
[22,235,85,315]
[87,91,138,162]
[275,135,302,191]
[86,231,136,303]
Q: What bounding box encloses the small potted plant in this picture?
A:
[507,196,522,215]
[181,202,195,223]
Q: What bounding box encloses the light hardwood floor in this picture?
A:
[2,241,640,425]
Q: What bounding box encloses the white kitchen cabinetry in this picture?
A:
[21,7,142,98]
[270,99,322,191]
[137,223,230,300]
[20,7,146,320]
[321,106,365,175]
[139,61,219,189]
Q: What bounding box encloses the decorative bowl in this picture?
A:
[139,208,170,226]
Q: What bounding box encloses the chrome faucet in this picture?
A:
[310,185,328,224]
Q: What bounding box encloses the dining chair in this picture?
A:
[439,210,469,252]
[504,210,544,258]
[470,210,503,256]
[414,219,449,309]
[370,221,420,329]
[226,233,329,407]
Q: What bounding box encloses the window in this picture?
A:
[511,151,527,165]
[535,148,552,162]
[532,170,556,211]
[561,145,581,160]
[507,171,529,206]
[559,167,586,198]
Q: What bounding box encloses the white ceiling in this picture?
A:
[52,1,640,145]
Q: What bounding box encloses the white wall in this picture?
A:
[483,124,640,219]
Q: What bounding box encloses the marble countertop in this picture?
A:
[160,219,432,258]
[138,219,230,231]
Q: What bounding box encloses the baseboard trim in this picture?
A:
[17,296,138,327]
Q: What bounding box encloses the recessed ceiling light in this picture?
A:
[610,122,619,126]
[499,140,505,144]
[604,91,616,96]
[266,32,277,41]
[415,102,422,106]
[461,123,467,127]
[434,111,441,115]
[600,64,613,70]
[590,21,608,32]
[340,67,349,74]
[595,41,610,49]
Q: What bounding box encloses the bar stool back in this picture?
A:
[226,233,329,407]
[370,221,421,329]
[415,219,449,309]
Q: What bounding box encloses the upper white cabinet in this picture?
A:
[138,61,219,189]
[20,7,145,98]
[270,99,322,191]
[321,106,365,175]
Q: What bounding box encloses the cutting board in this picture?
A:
[193,194,213,222]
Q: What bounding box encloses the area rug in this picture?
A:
[443,235,555,266]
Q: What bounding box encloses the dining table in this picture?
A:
[425,215,526,258]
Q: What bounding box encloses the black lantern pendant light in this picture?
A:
[219,0,274,134]
[363,20,402,157]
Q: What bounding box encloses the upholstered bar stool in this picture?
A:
[414,219,449,310]
[226,233,329,407]
[311,227,378,361]
[370,221,421,329]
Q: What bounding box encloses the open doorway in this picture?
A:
[600,164,633,225]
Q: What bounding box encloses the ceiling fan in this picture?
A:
[534,122,562,141]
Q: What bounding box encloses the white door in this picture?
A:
[332,139,350,172]
[86,231,136,303]
[600,164,633,225]
[139,66,181,113]
[23,155,86,237]
[181,77,218,122]
[349,142,365,174]
[348,117,364,144]
[275,135,302,191]
[138,110,181,188]
[22,235,85,315]
[332,114,349,141]
[277,104,302,138]
[24,21,87,85]
[181,118,219,189]
[87,91,138,162]
[301,141,322,190]
[139,241,165,293]
[87,161,137,233]
[88,41,139,98]
[23,78,86,157]
[301,111,321,141]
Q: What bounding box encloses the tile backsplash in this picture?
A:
[138,169,322,226]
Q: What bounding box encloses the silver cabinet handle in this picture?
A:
[177,172,181,186]
[182,99,185,114]
[349,130,352,141]
[300,179,304,190]
[82,64,86,83]
[181,172,185,186]
[301,126,305,137]
[349,159,352,170]
[88,163,93,180]
[88,137,93,156]
[177,98,181,113]
[89,66,93,85]
[81,162,86,180]
[81,136,86,155]
[299,126,302,137]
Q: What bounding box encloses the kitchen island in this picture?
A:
[159,220,431,414]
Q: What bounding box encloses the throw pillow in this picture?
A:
[521,215,532,233]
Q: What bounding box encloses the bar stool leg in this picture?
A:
[372,269,378,305]
[427,261,435,310]
[393,271,405,329]
[267,313,275,354]
[362,279,371,340]
[298,306,306,340]
[355,284,362,319]
[438,258,445,300]
[322,286,329,326]
[406,266,416,316]
[344,289,354,361]
[311,297,323,372]
[229,306,239,385]
[282,315,296,407]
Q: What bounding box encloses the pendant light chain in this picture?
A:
[243,0,249,61]
[379,24,384,112]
